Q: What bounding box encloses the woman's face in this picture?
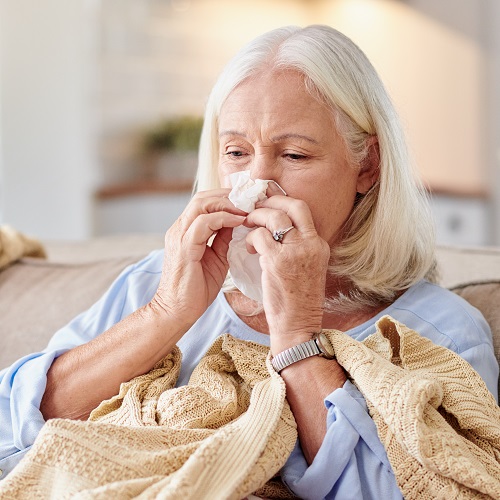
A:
[218,70,372,247]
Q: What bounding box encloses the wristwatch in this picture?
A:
[271,332,335,373]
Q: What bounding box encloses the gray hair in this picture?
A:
[196,25,436,312]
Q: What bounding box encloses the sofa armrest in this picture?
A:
[0,234,164,370]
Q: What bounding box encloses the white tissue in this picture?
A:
[228,171,269,212]
[227,171,271,302]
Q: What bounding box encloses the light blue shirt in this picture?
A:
[1,249,498,499]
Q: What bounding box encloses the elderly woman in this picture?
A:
[0,25,498,498]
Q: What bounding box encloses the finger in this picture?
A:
[211,226,235,262]
[183,213,245,259]
[256,196,316,234]
[180,195,247,232]
[193,188,233,199]
[244,208,295,238]
[245,226,276,257]
[190,189,247,214]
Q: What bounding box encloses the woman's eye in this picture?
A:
[284,153,307,161]
[224,150,246,158]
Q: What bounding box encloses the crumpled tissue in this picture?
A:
[227,170,275,302]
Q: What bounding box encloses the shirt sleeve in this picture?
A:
[281,380,403,500]
[0,252,160,479]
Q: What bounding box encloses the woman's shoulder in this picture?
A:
[386,280,492,354]
[113,249,164,286]
[130,249,164,273]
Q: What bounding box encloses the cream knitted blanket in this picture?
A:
[0,225,46,271]
[1,316,500,499]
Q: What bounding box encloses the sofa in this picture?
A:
[1,235,500,396]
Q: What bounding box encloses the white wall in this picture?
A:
[1,0,499,244]
[0,0,98,240]
[484,0,500,243]
[0,19,3,224]
[318,0,486,197]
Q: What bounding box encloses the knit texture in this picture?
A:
[0,335,297,499]
[1,316,500,498]
[0,225,46,271]
[331,315,500,499]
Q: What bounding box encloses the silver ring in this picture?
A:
[272,226,294,242]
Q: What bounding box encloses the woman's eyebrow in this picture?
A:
[271,133,319,144]
[219,130,246,138]
[219,131,319,144]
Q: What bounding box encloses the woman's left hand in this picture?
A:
[244,195,331,354]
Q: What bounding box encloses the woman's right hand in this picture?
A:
[150,188,246,329]
[40,189,244,422]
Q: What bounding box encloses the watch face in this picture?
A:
[316,333,336,359]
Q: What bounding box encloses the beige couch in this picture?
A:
[1,236,500,395]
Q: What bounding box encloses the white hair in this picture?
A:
[196,25,436,312]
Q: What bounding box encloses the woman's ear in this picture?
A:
[356,135,380,194]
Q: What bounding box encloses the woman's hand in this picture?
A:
[41,188,245,422]
[151,188,246,328]
[244,195,331,353]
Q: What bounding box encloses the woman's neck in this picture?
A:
[224,290,388,335]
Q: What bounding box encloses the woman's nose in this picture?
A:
[249,151,275,181]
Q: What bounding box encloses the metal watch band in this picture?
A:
[271,339,320,373]
[271,333,335,373]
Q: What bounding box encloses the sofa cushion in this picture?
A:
[451,280,500,367]
[42,234,164,263]
[436,246,500,288]
[0,256,140,369]
[0,234,165,370]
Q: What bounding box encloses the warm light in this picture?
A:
[170,0,191,12]
[335,0,389,33]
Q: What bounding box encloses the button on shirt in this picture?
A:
[1,250,498,499]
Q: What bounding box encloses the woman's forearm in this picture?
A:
[40,302,188,421]
[279,356,347,464]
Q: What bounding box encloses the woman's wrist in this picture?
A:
[148,293,196,327]
[270,328,321,356]
[142,299,191,346]
[279,355,347,389]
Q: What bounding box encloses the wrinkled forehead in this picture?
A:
[220,67,333,116]
[218,69,337,137]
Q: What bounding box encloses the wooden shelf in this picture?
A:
[95,179,194,200]
[425,183,489,199]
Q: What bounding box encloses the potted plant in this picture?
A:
[140,116,203,181]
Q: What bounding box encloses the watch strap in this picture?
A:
[271,332,335,373]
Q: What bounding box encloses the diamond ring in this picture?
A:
[272,226,294,242]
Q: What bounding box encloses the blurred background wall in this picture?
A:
[0,0,499,245]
